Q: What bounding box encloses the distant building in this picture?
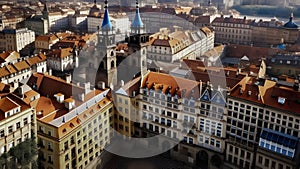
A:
[46,47,79,72]
[35,34,60,50]
[147,27,214,62]
[0,28,35,52]
[0,52,47,87]
[25,15,49,35]
[266,54,300,77]
[212,15,253,45]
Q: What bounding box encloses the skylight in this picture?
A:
[278,97,286,104]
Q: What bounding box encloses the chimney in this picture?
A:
[239,87,243,94]
[49,69,52,76]
[66,74,72,83]
[78,93,85,101]
[248,90,252,96]
[199,80,203,96]
[110,83,114,90]
[64,98,75,110]
[121,80,125,87]
[98,81,105,90]
[84,82,90,94]
[54,93,64,103]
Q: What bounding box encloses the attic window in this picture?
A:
[62,128,67,133]
[278,97,286,104]
[83,114,88,119]
[69,123,74,128]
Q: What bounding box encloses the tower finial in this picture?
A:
[94,0,96,5]
[131,0,144,33]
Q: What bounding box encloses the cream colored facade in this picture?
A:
[147,28,214,63]
[0,94,36,155]
[115,72,226,168]
[212,16,252,45]
[0,28,35,52]
[27,73,113,169]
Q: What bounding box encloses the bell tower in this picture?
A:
[87,0,117,88]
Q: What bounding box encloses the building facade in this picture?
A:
[225,76,300,169]
[0,28,35,52]
[27,73,113,169]
[0,94,36,155]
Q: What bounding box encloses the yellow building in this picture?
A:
[27,73,113,169]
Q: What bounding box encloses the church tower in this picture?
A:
[88,0,117,88]
[125,0,148,79]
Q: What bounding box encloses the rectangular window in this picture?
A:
[8,126,13,134]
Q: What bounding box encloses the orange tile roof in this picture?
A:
[226,45,285,64]
[27,73,84,99]
[26,53,47,66]
[0,97,19,114]
[47,48,73,59]
[142,72,200,98]
[230,77,300,114]
[13,60,30,71]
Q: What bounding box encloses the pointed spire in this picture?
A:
[94,0,97,5]
[131,0,144,29]
[43,0,48,12]
[101,0,112,30]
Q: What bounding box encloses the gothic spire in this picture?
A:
[131,0,144,29]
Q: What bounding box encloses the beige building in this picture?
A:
[35,34,60,50]
[212,15,253,45]
[27,73,113,169]
[0,28,35,52]
[0,93,36,155]
[46,47,79,72]
[115,71,227,168]
[147,27,214,63]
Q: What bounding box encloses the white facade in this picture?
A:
[48,12,69,31]
[0,53,47,86]
[0,28,35,52]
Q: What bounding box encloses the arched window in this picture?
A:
[111,60,115,68]
[110,51,114,56]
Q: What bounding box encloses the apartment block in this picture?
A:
[0,52,47,87]
[0,94,36,154]
[27,73,113,169]
[225,76,300,169]
[0,28,35,52]
[115,71,227,168]
[147,27,214,63]
[212,15,253,45]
